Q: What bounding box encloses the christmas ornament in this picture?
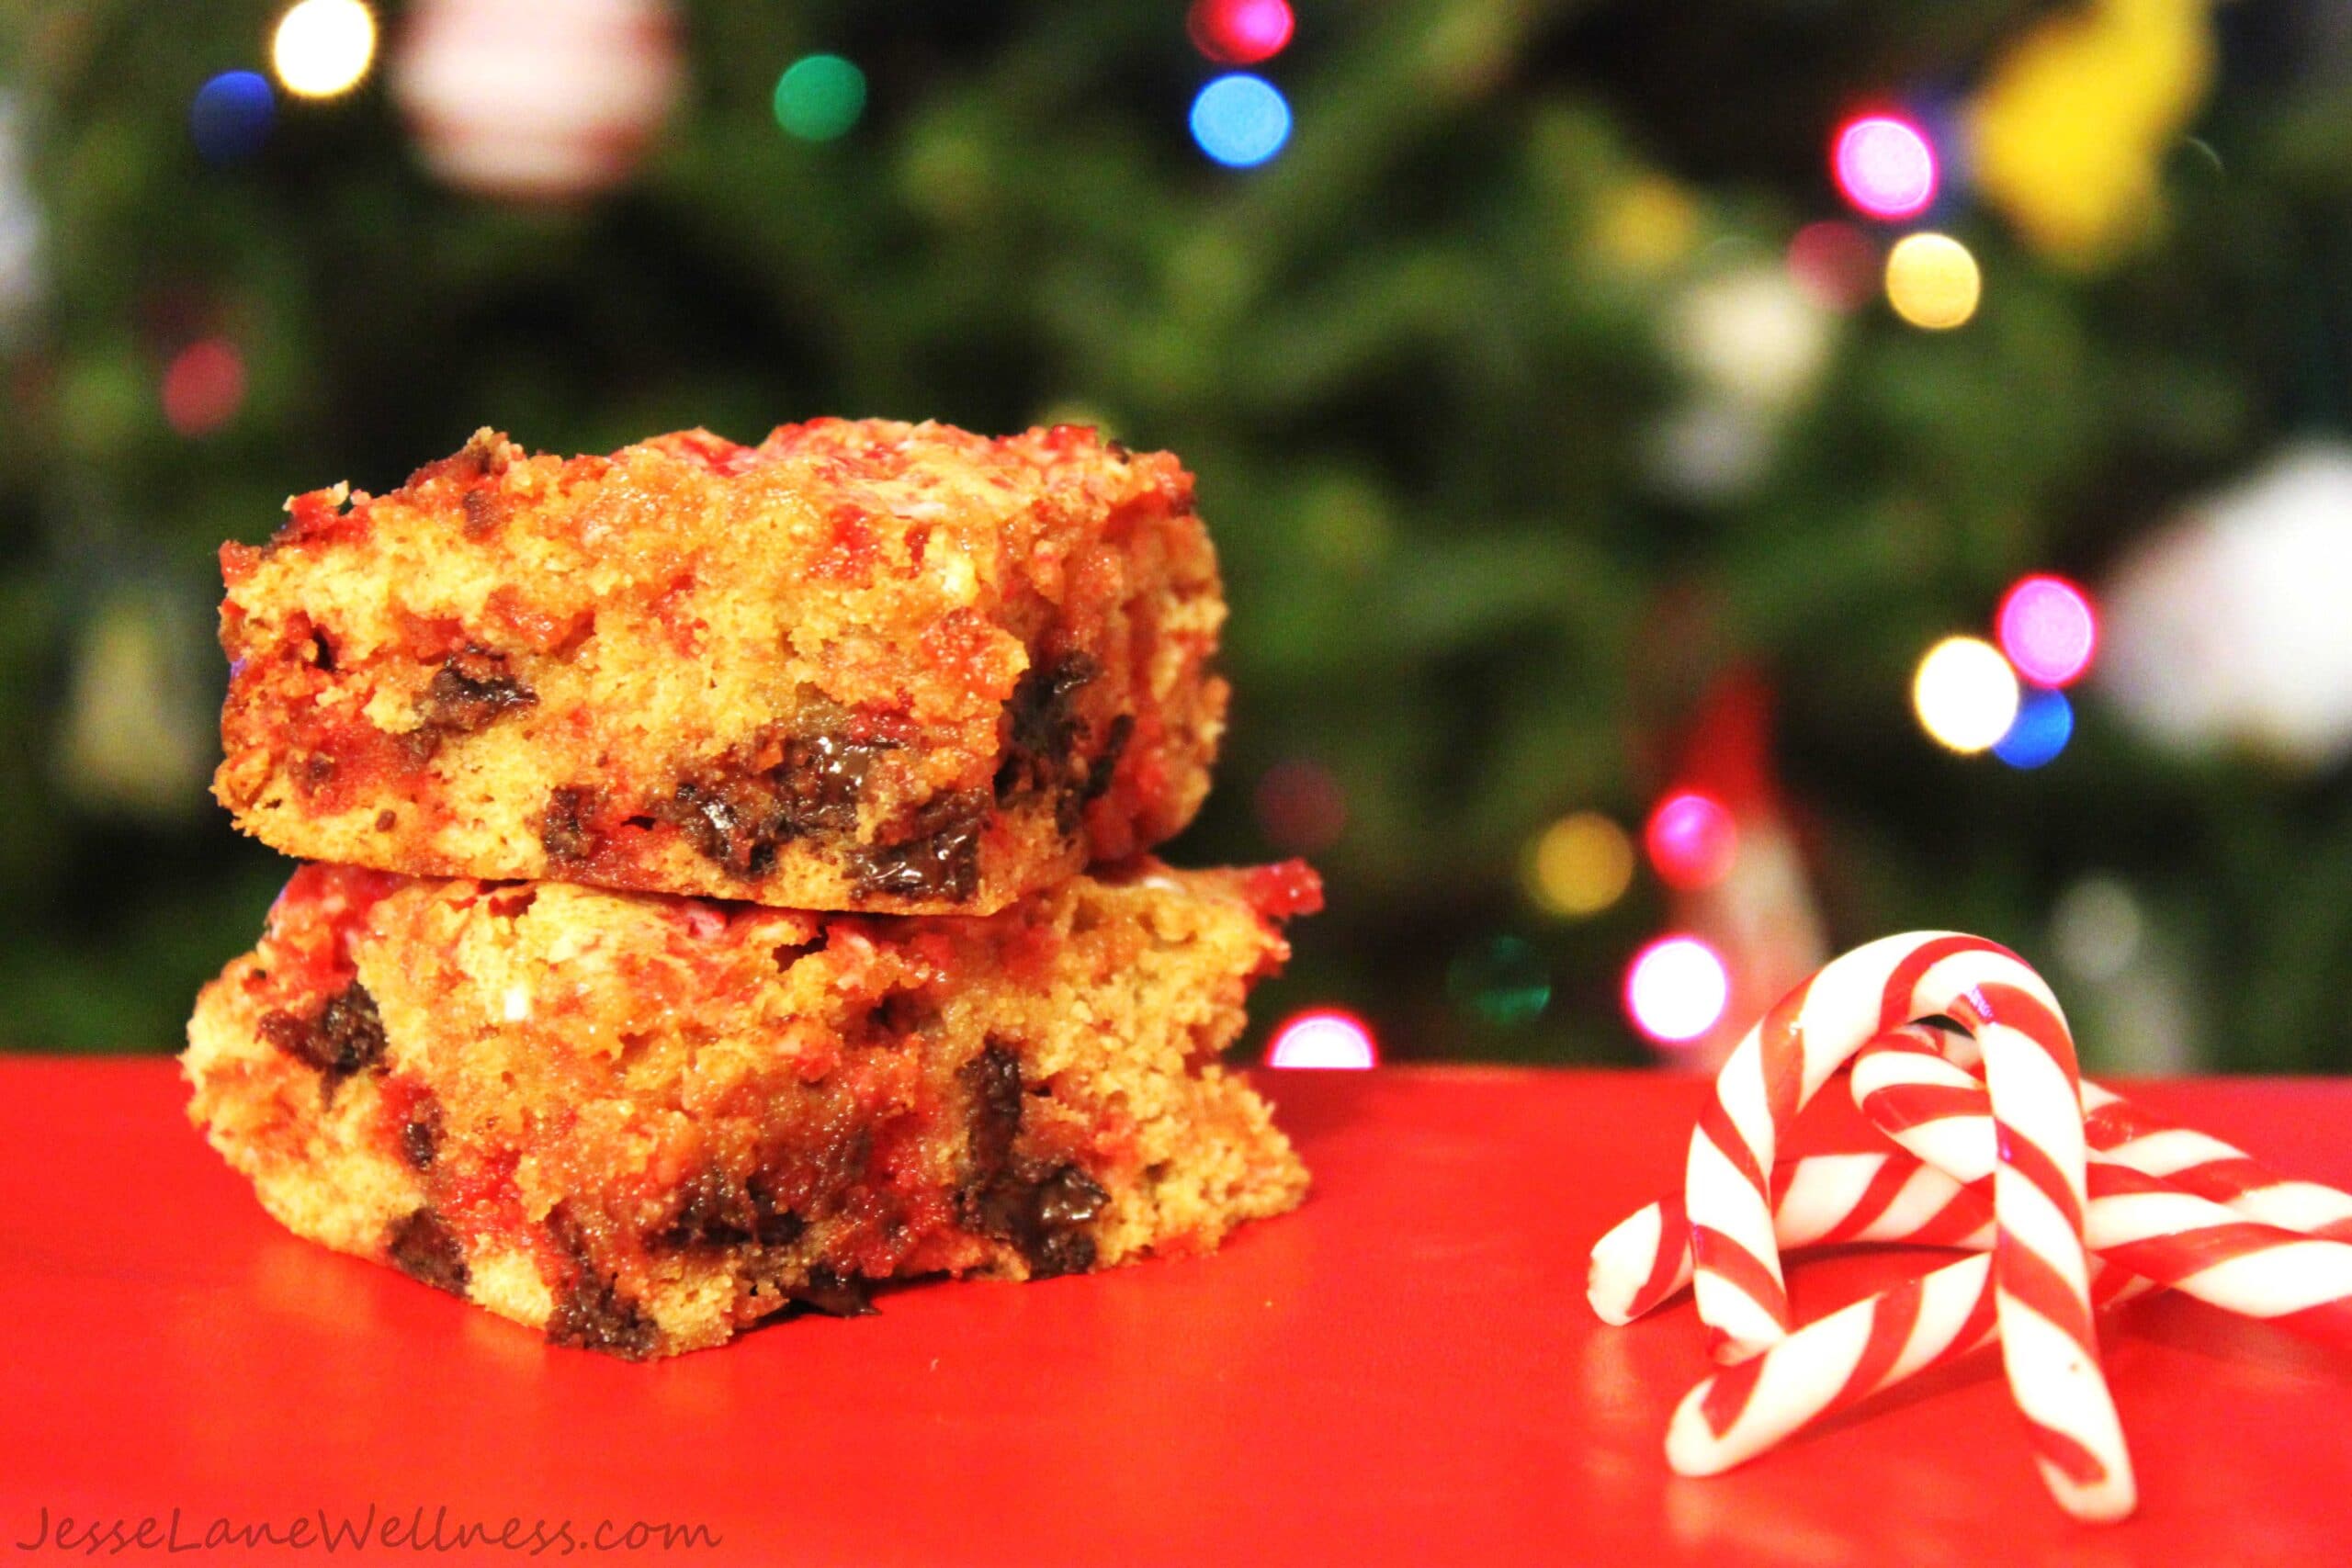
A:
[2100,442,2352,770]
[1967,0,2214,270]
[392,0,683,202]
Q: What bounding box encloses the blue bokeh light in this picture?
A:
[1189,73,1291,168]
[1994,686,2074,770]
[191,71,276,164]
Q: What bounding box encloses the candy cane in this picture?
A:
[1589,1146,1994,1325]
[1683,933,2134,1519]
[1851,1037,2352,1349]
[1853,1038,2352,1243]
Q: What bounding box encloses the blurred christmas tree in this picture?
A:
[3,0,2348,1070]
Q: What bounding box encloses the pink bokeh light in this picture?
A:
[1996,574,2098,687]
[162,338,246,437]
[1623,936,1730,1045]
[1265,1009,1377,1069]
[1832,114,1937,220]
[1187,0,1295,66]
[1644,791,1738,890]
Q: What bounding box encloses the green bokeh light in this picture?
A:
[774,54,866,142]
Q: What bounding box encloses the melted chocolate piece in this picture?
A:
[994,652,1102,806]
[655,1171,806,1252]
[258,982,389,1092]
[657,713,895,880]
[403,647,536,761]
[1082,714,1134,805]
[783,1268,874,1317]
[850,791,989,903]
[545,1208,660,1359]
[954,1044,1109,1278]
[386,1208,469,1295]
[537,784,601,864]
[399,1100,442,1172]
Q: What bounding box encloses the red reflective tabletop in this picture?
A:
[4,1059,2348,1565]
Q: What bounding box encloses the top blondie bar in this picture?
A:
[214,419,1227,914]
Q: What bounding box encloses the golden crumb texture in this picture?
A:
[213,420,1228,915]
[182,859,1320,1358]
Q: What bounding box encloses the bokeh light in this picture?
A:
[774,54,866,142]
[1523,811,1635,918]
[2052,875,2143,982]
[1994,686,2074,769]
[1832,114,1938,220]
[1445,935,1552,1028]
[161,338,246,436]
[1189,73,1291,168]
[190,72,276,164]
[1997,573,2098,686]
[1265,1009,1377,1069]
[1187,0,1295,65]
[1786,220,1878,311]
[1624,935,1731,1045]
[1253,758,1346,853]
[1913,635,2021,754]
[1884,232,1981,330]
[272,0,377,100]
[1644,791,1738,890]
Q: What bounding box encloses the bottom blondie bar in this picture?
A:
[183,859,1317,1358]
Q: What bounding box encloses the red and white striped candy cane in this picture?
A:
[1589,1145,1995,1325]
[1855,1033,2352,1241]
[1683,932,2134,1519]
[1666,1248,2154,1479]
[1851,1037,2352,1349]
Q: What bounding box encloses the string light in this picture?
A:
[1994,686,2074,769]
[1913,635,2020,754]
[1644,791,1738,890]
[190,72,276,164]
[162,338,246,436]
[774,54,866,142]
[1832,114,1938,220]
[1253,759,1347,853]
[1997,573,2098,686]
[1786,220,1877,311]
[1624,935,1730,1045]
[1445,935,1552,1028]
[1884,232,1981,330]
[271,1,377,100]
[1187,0,1295,65]
[1265,1009,1377,1069]
[1189,73,1290,168]
[1523,811,1635,918]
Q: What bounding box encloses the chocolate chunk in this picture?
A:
[259,981,388,1092]
[657,716,895,880]
[993,652,1102,805]
[954,1044,1108,1278]
[784,1268,874,1317]
[545,1207,660,1359]
[850,791,989,903]
[537,784,601,864]
[373,807,398,832]
[399,1100,442,1171]
[655,1171,806,1251]
[386,1208,469,1295]
[413,648,536,745]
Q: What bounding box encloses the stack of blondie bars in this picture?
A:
[183,419,1315,1358]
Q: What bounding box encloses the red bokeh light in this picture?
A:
[1253,758,1347,853]
[162,338,246,437]
[1187,0,1295,66]
[1787,220,1878,311]
[1644,791,1738,890]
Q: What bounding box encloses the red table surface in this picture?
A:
[5,1059,2350,1566]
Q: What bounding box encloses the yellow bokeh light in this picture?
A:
[1594,175,1700,276]
[273,0,377,100]
[1884,232,1982,330]
[1524,811,1636,918]
[1913,636,2021,753]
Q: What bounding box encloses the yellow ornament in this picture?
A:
[1968,0,2213,270]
